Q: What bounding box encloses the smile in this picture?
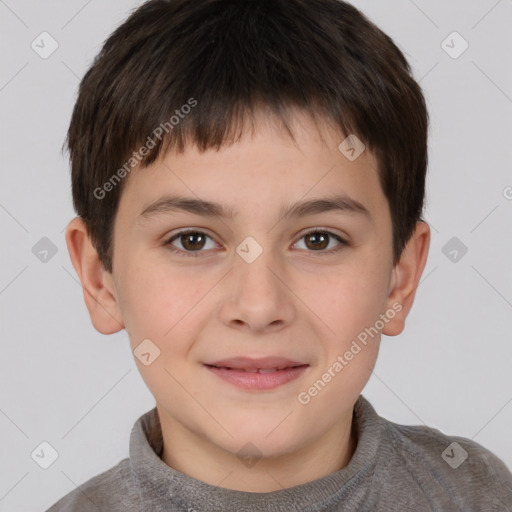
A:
[204,363,309,390]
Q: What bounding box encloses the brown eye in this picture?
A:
[165,230,217,256]
[304,232,329,250]
[180,232,206,251]
[294,230,347,254]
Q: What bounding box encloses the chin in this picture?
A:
[214,418,310,459]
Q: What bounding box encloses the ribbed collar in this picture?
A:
[129,395,384,511]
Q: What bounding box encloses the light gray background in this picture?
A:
[1,0,511,510]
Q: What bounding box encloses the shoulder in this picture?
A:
[45,458,139,512]
[383,417,512,510]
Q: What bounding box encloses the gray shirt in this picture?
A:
[46,395,512,511]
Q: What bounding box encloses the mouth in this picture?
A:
[203,357,309,390]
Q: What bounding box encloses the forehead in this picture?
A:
[117,111,387,225]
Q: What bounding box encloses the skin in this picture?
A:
[66,111,430,492]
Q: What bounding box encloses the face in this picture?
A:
[108,112,397,460]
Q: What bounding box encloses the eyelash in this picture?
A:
[163,228,348,258]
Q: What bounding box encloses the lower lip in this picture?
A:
[205,365,309,390]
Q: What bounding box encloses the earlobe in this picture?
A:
[65,217,124,334]
[383,221,430,337]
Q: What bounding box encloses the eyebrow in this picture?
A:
[138,194,371,222]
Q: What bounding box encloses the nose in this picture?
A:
[218,244,297,335]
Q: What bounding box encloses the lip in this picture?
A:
[206,356,306,370]
[203,357,309,391]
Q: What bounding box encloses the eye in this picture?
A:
[164,229,218,257]
[293,229,347,254]
[164,228,347,258]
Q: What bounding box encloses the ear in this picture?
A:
[65,217,124,334]
[383,221,430,336]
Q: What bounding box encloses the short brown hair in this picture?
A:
[65,0,429,272]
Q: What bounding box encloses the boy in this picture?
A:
[48,0,512,510]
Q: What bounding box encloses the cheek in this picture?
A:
[118,259,200,340]
[303,266,388,400]
[119,267,203,396]
[297,272,385,413]
[306,264,389,341]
